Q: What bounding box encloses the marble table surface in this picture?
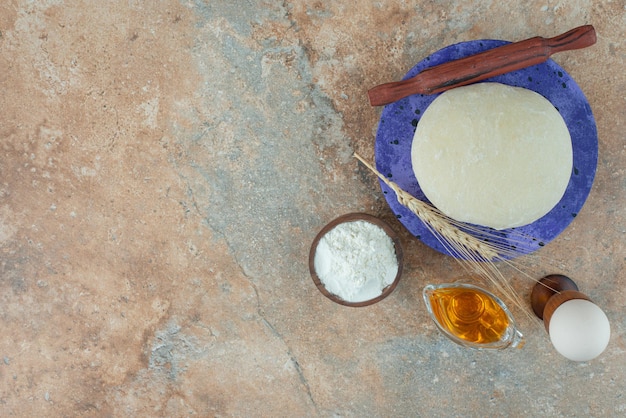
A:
[1,1,624,416]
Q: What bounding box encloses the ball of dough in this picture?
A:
[411,82,573,230]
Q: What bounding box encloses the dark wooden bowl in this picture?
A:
[309,213,404,307]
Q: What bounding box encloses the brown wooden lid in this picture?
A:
[530,275,579,319]
[542,290,591,332]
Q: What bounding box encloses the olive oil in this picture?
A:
[426,286,510,344]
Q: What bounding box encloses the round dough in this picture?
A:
[411,82,572,230]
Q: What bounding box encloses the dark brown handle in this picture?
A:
[367,25,596,106]
[544,25,597,54]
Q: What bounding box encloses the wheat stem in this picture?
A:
[354,152,533,315]
[354,153,498,261]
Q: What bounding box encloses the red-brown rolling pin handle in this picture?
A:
[367,25,596,106]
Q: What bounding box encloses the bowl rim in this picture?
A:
[308,212,404,307]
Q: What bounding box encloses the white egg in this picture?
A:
[549,299,610,362]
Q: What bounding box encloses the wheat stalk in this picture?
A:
[354,153,533,315]
[354,153,499,260]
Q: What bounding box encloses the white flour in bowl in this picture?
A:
[314,220,398,303]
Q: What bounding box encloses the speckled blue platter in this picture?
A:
[374,39,597,258]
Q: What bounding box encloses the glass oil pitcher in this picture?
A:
[423,283,525,350]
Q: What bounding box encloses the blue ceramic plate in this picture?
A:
[374,40,597,258]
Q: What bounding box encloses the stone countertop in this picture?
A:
[1,1,624,416]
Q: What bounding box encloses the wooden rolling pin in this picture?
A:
[367,25,596,106]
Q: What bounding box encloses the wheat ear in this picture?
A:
[354,153,499,261]
[354,153,535,315]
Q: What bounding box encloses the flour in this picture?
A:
[313,220,399,303]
